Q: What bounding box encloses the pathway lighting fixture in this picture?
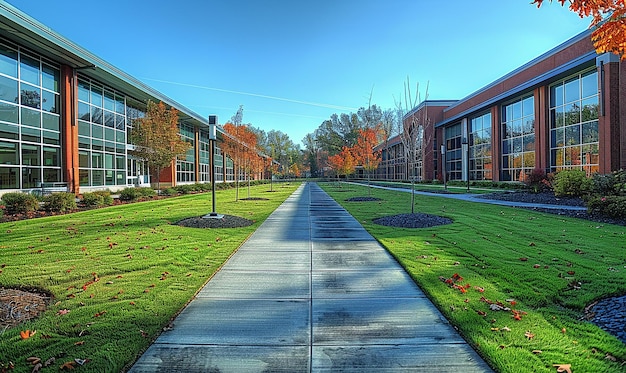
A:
[204,115,224,219]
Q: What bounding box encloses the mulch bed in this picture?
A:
[176,214,254,229]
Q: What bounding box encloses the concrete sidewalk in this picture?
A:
[129,183,492,372]
[362,182,588,211]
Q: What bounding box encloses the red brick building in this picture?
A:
[377,29,625,182]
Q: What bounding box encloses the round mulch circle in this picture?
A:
[176,214,254,229]
[373,213,452,228]
[0,288,52,328]
[346,197,382,202]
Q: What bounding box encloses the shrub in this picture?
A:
[42,192,77,213]
[136,187,156,198]
[81,192,105,207]
[523,168,551,193]
[161,188,179,196]
[591,169,626,197]
[1,192,39,214]
[119,188,141,201]
[175,184,195,194]
[93,190,114,205]
[587,196,626,219]
[553,169,592,197]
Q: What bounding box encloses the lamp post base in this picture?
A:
[202,212,224,219]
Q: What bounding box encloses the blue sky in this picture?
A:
[6,1,591,146]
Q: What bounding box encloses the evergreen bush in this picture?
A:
[42,192,77,213]
[553,169,591,197]
[1,192,39,214]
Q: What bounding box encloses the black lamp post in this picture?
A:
[204,115,223,219]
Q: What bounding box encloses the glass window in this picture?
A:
[43,146,59,166]
[78,150,89,167]
[0,122,18,140]
[549,69,599,174]
[22,167,40,188]
[501,94,534,181]
[90,85,103,106]
[78,102,90,121]
[78,80,90,102]
[0,102,18,123]
[0,75,18,103]
[19,54,40,85]
[0,166,19,189]
[20,83,40,109]
[92,152,103,168]
[92,170,104,185]
[42,130,59,145]
[91,106,102,124]
[21,126,40,142]
[42,113,59,131]
[43,168,60,183]
[92,124,103,139]
[21,107,40,128]
[41,90,58,113]
[104,91,115,111]
[116,155,125,169]
[22,144,40,166]
[41,65,59,92]
[0,44,17,77]
[581,72,598,98]
[79,169,90,186]
[0,141,18,164]
[105,153,114,169]
[104,111,114,127]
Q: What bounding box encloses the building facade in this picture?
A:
[377,29,625,183]
[0,2,246,196]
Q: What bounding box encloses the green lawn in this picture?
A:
[320,182,626,373]
[0,182,300,372]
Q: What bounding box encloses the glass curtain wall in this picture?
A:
[176,123,195,183]
[77,77,127,187]
[501,95,535,181]
[0,41,61,190]
[549,69,599,174]
[469,112,492,180]
[444,123,462,180]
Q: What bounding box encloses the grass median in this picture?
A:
[0,182,300,372]
[320,182,626,373]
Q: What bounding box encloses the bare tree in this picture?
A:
[394,78,430,214]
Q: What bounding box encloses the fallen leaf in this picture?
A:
[60,361,76,370]
[20,330,36,339]
[525,331,535,340]
[74,341,84,346]
[532,350,542,354]
[31,362,42,372]
[74,359,89,366]
[26,357,41,365]
[605,353,617,362]
[501,326,511,332]
[43,357,55,367]
[553,364,572,373]
[57,309,70,316]
[519,257,528,261]
[561,327,567,334]
[529,242,536,246]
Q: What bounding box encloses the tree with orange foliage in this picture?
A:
[351,126,382,194]
[533,0,626,58]
[129,100,191,192]
[222,122,258,201]
[328,146,356,184]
